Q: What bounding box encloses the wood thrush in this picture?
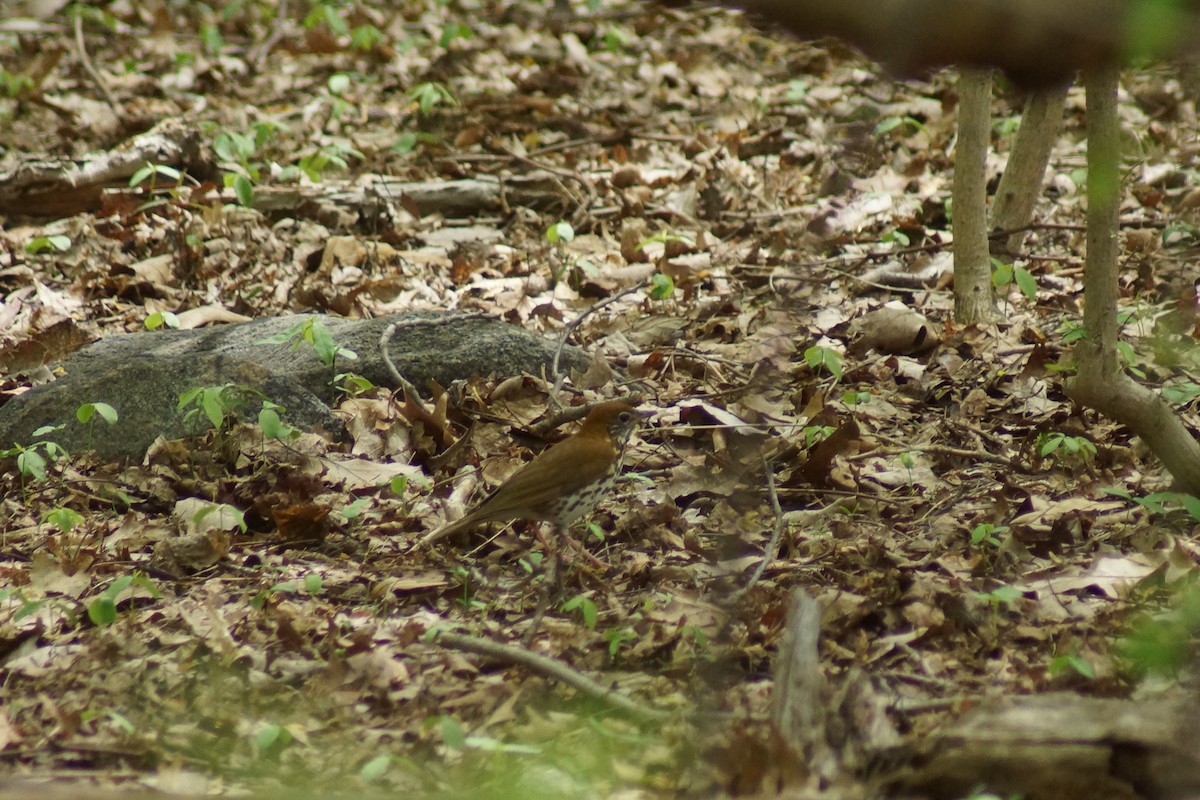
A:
[422,401,642,546]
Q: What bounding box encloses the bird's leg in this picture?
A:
[556,526,609,571]
[522,523,561,645]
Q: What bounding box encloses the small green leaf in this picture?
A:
[88,596,118,626]
[545,221,575,245]
[1162,382,1200,404]
[562,595,598,629]
[77,402,118,425]
[232,174,254,206]
[873,116,903,135]
[258,406,295,439]
[650,272,675,299]
[984,586,1023,605]
[43,507,83,533]
[201,388,226,428]
[992,262,1014,287]
[14,597,48,620]
[804,346,843,381]
[350,24,386,51]
[106,710,137,734]
[1049,654,1095,679]
[328,72,352,96]
[17,450,47,482]
[24,235,71,254]
[145,310,180,330]
[340,497,370,521]
[441,716,466,749]
[439,21,473,47]
[256,723,292,753]
[201,24,223,54]
[1013,265,1038,299]
[359,754,392,781]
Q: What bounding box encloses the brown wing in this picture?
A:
[421,404,633,546]
[462,432,616,524]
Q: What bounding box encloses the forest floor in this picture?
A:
[2,1,1200,797]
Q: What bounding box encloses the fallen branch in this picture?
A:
[430,629,670,721]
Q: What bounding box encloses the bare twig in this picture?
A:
[379,323,427,405]
[737,454,784,596]
[865,436,1028,471]
[246,0,289,71]
[501,147,597,227]
[547,282,647,407]
[430,629,670,720]
[73,11,122,120]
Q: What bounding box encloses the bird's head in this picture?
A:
[581,401,644,448]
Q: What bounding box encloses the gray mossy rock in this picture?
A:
[0,312,592,461]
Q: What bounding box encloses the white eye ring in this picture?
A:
[619,411,632,423]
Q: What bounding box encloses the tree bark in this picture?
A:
[952,69,999,324]
[991,85,1069,256]
[1066,66,1200,496]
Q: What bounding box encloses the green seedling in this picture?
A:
[992,258,1037,302]
[408,82,456,116]
[562,594,598,629]
[304,1,349,35]
[874,115,930,138]
[1048,653,1095,680]
[339,497,370,524]
[43,506,83,533]
[1119,584,1200,676]
[1156,381,1200,407]
[76,401,118,451]
[258,318,357,370]
[841,390,871,407]
[546,220,575,245]
[439,21,473,48]
[144,310,180,330]
[451,565,484,610]
[801,425,834,448]
[257,401,297,440]
[519,551,544,576]
[80,709,136,735]
[24,235,71,254]
[650,272,675,299]
[1037,432,1096,465]
[129,162,186,190]
[598,25,632,53]
[178,383,261,432]
[970,523,1008,548]
[977,585,1023,629]
[0,69,34,98]
[638,230,695,249]
[392,131,440,154]
[2,425,67,484]
[359,754,393,782]
[1108,489,1200,523]
[351,24,386,51]
[335,372,376,396]
[605,626,635,659]
[87,572,162,626]
[255,723,294,759]
[297,141,363,181]
[804,345,843,381]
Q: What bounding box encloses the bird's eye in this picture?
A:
[619,411,632,423]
